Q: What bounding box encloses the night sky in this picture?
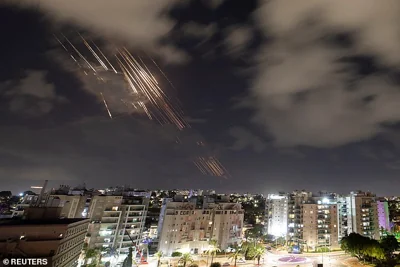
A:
[1,0,400,196]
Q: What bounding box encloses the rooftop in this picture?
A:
[0,218,89,226]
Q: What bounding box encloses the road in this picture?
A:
[264,250,352,267]
[147,251,358,267]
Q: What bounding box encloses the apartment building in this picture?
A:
[0,217,89,267]
[386,197,400,231]
[46,195,89,219]
[285,191,340,251]
[287,190,313,243]
[345,191,380,240]
[337,197,349,240]
[86,194,149,256]
[302,197,339,251]
[158,198,244,256]
[376,200,391,232]
[265,193,288,237]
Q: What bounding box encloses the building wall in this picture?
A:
[47,195,88,218]
[377,201,391,232]
[347,192,380,240]
[266,194,288,237]
[86,195,148,255]
[0,219,89,267]
[158,202,244,256]
[301,201,339,251]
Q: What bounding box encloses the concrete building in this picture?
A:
[386,197,400,232]
[158,199,244,256]
[287,190,313,243]
[86,194,149,257]
[345,191,380,240]
[376,200,391,233]
[286,191,340,251]
[0,218,89,267]
[301,197,339,251]
[337,197,349,240]
[46,195,89,219]
[266,193,288,238]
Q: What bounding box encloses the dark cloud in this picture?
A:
[249,0,400,148]
[3,0,189,64]
[229,126,267,153]
[1,71,67,117]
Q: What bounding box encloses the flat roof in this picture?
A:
[0,218,89,226]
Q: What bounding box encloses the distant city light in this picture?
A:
[18,193,23,197]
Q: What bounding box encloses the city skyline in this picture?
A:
[1,1,400,195]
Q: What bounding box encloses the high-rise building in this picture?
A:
[376,200,391,233]
[0,217,89,267]
[386,197,400,232]
[345,191,380,240]
[85,194,149,257]
[157,198,244,256]
[265,193,288,237]
[301,196,339,251]
[287,190,313,243]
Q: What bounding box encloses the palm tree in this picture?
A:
[179,253,194,267]
[208,240,221,264]
[240,242,250,260]
[228,249,243,267]
[252,245,265,265]
[155,251,163,267]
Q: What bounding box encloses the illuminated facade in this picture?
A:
[86,194,149,257]
[376,200,390,232]
[266,193,288,237]
[302,198,339,251]
[158,200,244,256]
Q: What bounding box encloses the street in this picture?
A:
[146,251,358,267]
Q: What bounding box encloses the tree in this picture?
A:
[210,263,221,267]
[208,240,221,264]
[380,235,399,258]
[245,225,264,241]
[179,253,193,267]
[228,249,243,267]
[155,251,163,267]
[240,242,250,260]
[83,247,101,266]
[122,247,134,267]
[252,244,265,265]
[172,252,182,257]
[341,233,385,262]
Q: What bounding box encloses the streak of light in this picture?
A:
[146,53,178,92]
[55,33,230,178]
[78,32,108,71]
[60,33,96,73]
[100,92,113,119]
[91,40,118,73]
[31,186,43,189]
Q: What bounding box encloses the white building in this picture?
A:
[86,195,149,256]
[266,194,288,237]
[158,200,244,256]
